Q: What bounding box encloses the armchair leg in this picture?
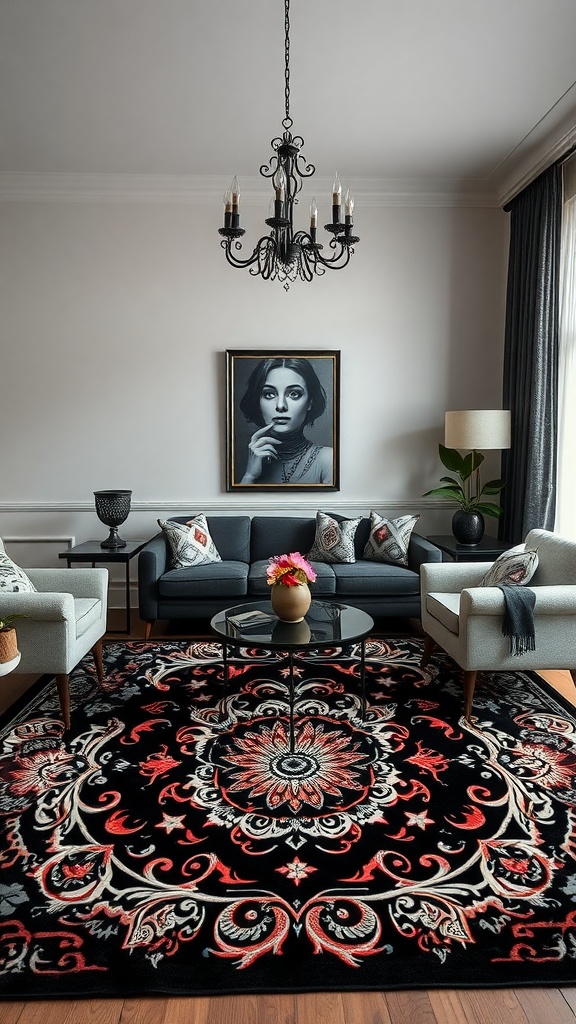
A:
[92,639,104,685]
[56,674,71,732]
[144,621,155,640]
[421,634,436,669]
[463,670,477,721]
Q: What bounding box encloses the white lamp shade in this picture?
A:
[444,410,511,451]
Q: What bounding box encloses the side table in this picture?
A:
[59,540,149,634]
[427,534,511,563]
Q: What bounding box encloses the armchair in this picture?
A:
[420,529,576,720]
[0,549,108,730]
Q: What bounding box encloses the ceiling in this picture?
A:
[1,0,576,204]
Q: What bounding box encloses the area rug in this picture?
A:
[1,638,575,1000]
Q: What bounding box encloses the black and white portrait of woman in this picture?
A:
[226,351,340,491]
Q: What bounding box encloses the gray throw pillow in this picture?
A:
[363,512,419,567]
[480,545,538,587]
[158,515,222,569]
[0,551,37,592]
[307,511,361,564]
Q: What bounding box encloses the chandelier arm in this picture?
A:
[220,236,276,272]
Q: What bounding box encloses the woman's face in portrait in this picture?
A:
[259,367,312,435]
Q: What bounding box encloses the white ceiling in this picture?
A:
[1,0,576,204]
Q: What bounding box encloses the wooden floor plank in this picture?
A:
[515,986,576,1024]
[428,988,477,1024]
[119,996,170,1024]
[383,990,437,1024]
[292,991,345,1024]
[340,989,393,1023]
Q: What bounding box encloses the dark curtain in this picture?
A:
[500,163,563,544]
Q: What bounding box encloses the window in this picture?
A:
[556,154,576,537]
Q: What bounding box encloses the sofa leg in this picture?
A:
[144,621,154,640]
[92,639,104,685]
[463,670,477,721]
[56,674,71,731]
[421,633,436,669]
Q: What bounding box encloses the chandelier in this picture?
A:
[218,0,359,289]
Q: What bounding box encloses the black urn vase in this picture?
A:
[451,510,485,546]
[94,490,132,549]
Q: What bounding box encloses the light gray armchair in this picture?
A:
[0,555,108,730]
[420,529,576,720]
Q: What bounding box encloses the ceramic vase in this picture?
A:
[452,510,485,545]
[0,627,19,664]
[270,582,311,622]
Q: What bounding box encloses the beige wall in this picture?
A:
[0,192,509,582]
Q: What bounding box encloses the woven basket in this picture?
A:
[0,628,19,663]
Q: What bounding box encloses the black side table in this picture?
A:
[427,534,511,563]
[59,540,149,634]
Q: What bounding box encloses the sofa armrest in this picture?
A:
[138,534,169,621]
[408,533,443,572]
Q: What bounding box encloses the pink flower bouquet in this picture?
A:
[266,552,317,588]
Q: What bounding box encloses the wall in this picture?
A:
[0,190,509,599]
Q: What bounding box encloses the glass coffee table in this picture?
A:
[210,600,374,751]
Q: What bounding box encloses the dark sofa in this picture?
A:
[138,514,442,637]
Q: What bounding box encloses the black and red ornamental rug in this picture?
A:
[1,638,575,1000]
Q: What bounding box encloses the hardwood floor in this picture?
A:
[2,612,575,1023]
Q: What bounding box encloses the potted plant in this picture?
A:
[423,444,505,544]
[0,613,27,666]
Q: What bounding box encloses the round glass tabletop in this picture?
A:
[210,599,374,651]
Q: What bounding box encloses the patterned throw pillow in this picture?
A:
[480,546,539,587]
[307,511,362,564]
[158,515,222,569]
[363,512,419,567]
[0,551,37,592]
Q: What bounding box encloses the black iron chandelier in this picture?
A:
[218,0,359,289]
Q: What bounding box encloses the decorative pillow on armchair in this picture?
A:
[363,512,419,567]
[480,545,538,587]
[0,551,37,592]
[307,511,362,564]
[158,515,222,569]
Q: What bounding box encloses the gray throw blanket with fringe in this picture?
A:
[496,584,536,655]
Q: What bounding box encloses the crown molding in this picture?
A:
[494,82,576,207]
[0,172,499,208]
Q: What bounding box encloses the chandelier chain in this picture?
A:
[283,0,292,129]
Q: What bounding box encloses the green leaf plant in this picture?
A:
[423,444,505,519]
[0,613,28,631]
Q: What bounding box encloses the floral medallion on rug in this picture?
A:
[0,638,575,999]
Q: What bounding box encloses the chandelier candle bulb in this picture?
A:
[332,171,342,225]
[310,196,318,243]
[223,187,233,229]
[231,176,240,227]
[345,188,354,226]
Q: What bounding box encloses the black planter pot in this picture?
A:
[452,510,485,545]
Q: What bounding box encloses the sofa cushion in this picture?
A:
[159,561,249,600]
[158,515,221,569]
[249,559,336,597]
[307,511,362,564]
[250,517,317,563]
[331,561,420,597]
[426,593,461,634]
[363,512,419,567]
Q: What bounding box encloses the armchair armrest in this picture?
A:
[460,584,576,620]
[421,562,491,593]
[27,567,108,603]
[0,590,75,621]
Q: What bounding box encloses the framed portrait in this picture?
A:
[226,350,340,492]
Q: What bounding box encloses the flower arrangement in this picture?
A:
[266,552,317,588]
